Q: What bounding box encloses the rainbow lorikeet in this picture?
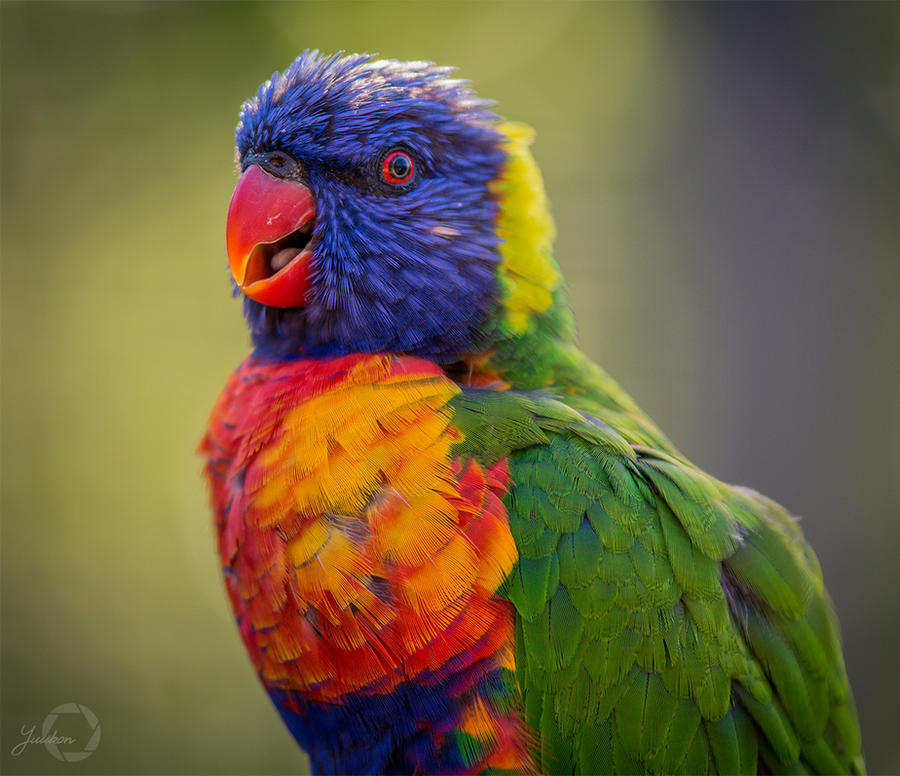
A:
[201,52,863,775]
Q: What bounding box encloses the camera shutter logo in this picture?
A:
[42,704,101,762]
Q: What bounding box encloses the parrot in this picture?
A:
[200,51,864,775]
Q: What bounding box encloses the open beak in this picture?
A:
[226,165,316,308]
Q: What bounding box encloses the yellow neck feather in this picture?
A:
[491,122,561,334]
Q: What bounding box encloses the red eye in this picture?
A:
[381,150,415,185]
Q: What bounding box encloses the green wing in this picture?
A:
[451,388,864,775]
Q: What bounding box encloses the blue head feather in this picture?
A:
[234,51,506,361]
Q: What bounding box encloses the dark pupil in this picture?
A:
[389,154,411,179]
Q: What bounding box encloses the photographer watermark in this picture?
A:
[10,703,101,762]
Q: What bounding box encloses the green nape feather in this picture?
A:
[450,389,864,775]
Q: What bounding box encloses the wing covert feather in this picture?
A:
[451,389,864,775]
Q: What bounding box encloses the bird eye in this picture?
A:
[381,150,415,185]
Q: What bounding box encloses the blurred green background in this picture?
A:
[2,2,898,774]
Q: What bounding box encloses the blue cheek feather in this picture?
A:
[234,51,506,362]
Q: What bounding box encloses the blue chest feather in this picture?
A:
[267,667,508,775]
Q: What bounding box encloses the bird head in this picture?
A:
[227,51,565,365]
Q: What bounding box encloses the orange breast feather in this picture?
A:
[201,354,519,703]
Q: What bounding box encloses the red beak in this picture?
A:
[225,165,316,308]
